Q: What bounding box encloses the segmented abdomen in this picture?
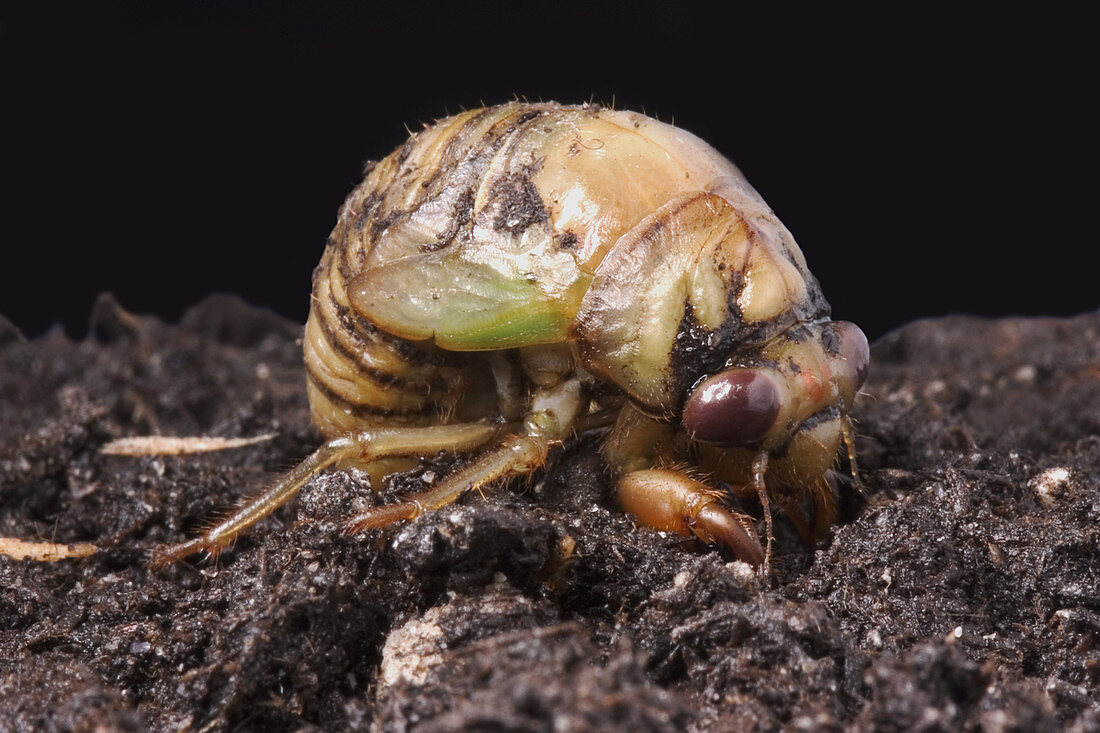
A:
[304,101,829,432]
[304,241,464,437]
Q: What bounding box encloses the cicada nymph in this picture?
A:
[154,102,868,570]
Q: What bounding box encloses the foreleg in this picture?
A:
[617,468,765,566]
[603,403,768,566]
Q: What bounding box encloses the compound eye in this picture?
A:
[836,321,870,390]
[683,369,781,446]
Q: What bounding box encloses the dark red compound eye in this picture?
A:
[836,321,870,389]
[683,369,781,446]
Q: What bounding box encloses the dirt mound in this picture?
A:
[2,297,1097,730]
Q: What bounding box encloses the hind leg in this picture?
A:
[344,433,551,532]
[151,422,502,568]
[344,377,586,532]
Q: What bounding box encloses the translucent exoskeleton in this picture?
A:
[153,102,869,570]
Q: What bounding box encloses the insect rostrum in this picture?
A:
[154,101,869,569]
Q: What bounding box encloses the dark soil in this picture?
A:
[2,295,1098,732]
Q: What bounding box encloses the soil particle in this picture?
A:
[2,299,1098,730]
[489,171,550,235]
[379,623,692,733]
[854,640,1063,732]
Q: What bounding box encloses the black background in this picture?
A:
[2,1,1094,342]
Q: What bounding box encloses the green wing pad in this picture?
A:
[348,251,575,351]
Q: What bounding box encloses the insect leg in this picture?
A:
[343,433,551,533]
[150,422,502,568]
[601,401,676,474]
[809,475,839,541]
[602,403,763,564]
[840,415,864,493]
[751,451,774,572]
[616,468,765,566]
[769,491,814,546]
[344,377,586,533]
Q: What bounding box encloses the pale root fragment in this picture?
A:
[100,434,277,456]
[0,537,98,562]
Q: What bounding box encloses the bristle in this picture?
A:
[653,459,714,485]
[195,509,236,536]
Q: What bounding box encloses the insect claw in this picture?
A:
[692,503,766,567]
[617,468,766,566]
[149,536,207,570]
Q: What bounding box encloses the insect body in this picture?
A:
[154,102,868,568]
